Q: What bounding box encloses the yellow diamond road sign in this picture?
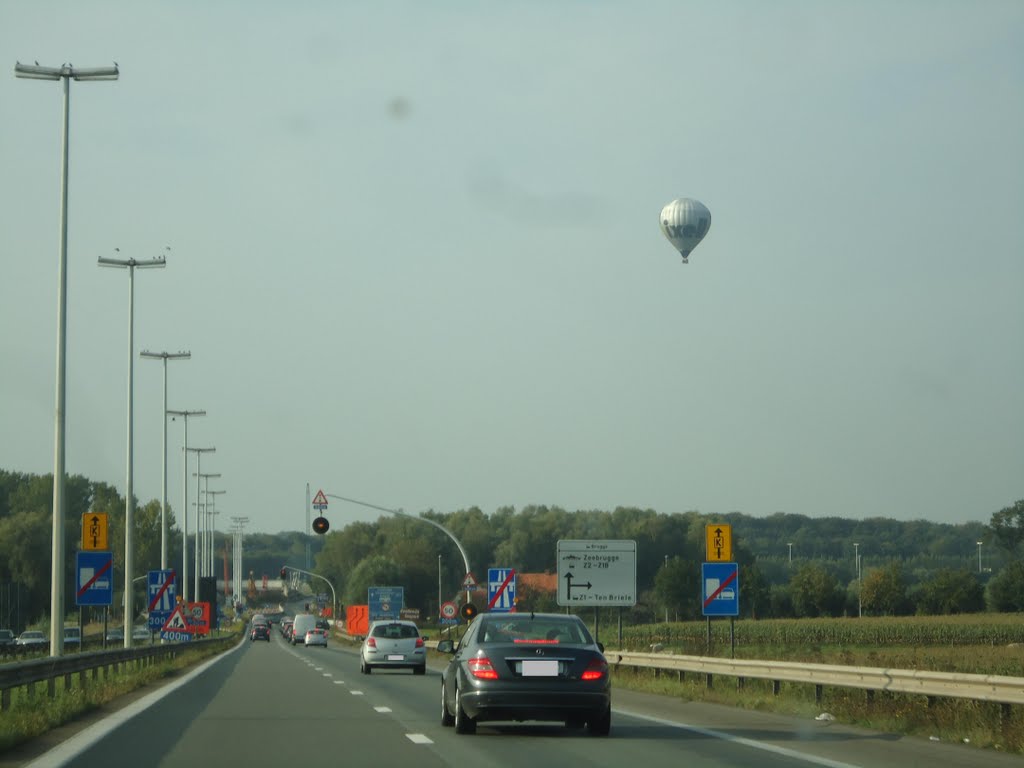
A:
[82,513,108,551]
[706,523,732,562]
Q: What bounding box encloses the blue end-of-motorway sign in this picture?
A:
[701,562,740,617]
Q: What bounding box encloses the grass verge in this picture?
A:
[0,635,236,754]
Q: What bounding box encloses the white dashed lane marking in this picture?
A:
[374,706,392,713]
[350,690,364,696]
[406,734,433,744]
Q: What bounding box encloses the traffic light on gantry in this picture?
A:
[312,516,330,534]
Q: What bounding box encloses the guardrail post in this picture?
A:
[927,696,937,709]
[737,677,745,691]
[772,680,780,696]
[705,673,713,689]
[866,690,874,706]
[1,688,10,711]
[64,672,71,690]
[814,684,822,704]
[654,668,661,679]
[677,670,684,683]
[47,677,55,699]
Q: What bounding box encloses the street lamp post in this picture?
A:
[787,542,793,564]
[140,350,190,569]
[99,250,166,649]
[15,60,119,657]
[322,492,473,604]
[195,472,221,577]
[167,410,204,603]
[853,542,862,618]
[977,541,983,574]
[231,516,249,604]
[207,489,226,577]
[186,448,215,601]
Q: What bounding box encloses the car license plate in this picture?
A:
[520,660,558,677]
[387,654,404,661]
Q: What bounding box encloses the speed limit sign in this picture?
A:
[440,601,457,619]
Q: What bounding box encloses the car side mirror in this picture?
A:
[436,639,454,653]
[421,635,429,641]
[597,642,604,653]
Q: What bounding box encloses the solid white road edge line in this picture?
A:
[26,635,249,768]
[614,708,863,768]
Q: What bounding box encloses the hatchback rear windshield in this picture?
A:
[371,624,419,639]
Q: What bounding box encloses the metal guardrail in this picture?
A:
[608,650,1024,706]
[0,634,235,711]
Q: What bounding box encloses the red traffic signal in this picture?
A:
[312,516,330,535]
[460,602,478,621]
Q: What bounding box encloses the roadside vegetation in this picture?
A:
[0,626,241,755]
[603,614,1024,754]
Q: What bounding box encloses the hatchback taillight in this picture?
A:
[468,656,499,680]
[415,637,424,648]
[366,637,377,648]
[581,657,608,681]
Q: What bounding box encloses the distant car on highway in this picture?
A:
[0,629,15,647]
[16,630,47,647]
[250,624,270,642]
[437,612,611,735]
[63,626,82,648]
[304,628,328,647]
[360,620,426,674]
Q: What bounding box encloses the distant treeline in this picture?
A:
[1,469,1021,630]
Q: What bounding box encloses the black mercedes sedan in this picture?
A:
[437,612,611,735]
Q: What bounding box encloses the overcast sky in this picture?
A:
[2,1,1021,538]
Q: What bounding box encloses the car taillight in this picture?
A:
[581,657,608,681]
[415,637,424,648]
[366,637,377,648]
[468,656,499,680]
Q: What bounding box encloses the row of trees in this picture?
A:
[2,468,1021,630]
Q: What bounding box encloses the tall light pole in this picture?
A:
[168,409,204,603]
[140,350,190,569]
[787,542,793,564]
[853,542,861,619]
[231,516,249,605]
[186,447,215,600]
[99,250,166,648]
[207,489,226,577]
[15,60,119,657]
[977,540,983,574]
[195,472,221,577]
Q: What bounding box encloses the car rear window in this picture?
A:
[481,619,590,645]
[371,623,419,639]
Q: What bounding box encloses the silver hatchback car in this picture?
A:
[360,620,426,674]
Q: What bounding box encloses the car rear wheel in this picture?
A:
[440,682,454,727]
[454,686,476,734]
[587,704,611,736]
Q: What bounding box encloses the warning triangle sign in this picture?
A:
[162,605,189,632]
[312,490,328,506]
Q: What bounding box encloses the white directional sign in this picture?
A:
[556,540,637,607]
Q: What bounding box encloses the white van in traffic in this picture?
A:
[290,614,317,645]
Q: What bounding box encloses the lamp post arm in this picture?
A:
[322,493,472,588]
[282,565,337,622]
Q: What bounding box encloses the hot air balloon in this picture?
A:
[659,198,711,263]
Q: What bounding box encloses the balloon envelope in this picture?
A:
[660,198,711,262]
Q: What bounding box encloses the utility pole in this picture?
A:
[98,249,166,648]
[16,60,119,656]
[186,447,215,600]
[140,350,190,569]
[168,410,204,604]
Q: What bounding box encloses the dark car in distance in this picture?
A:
[250,624,270,642]
[437,612,611,735]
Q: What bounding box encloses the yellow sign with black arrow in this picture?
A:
[82,512,109,551]
[705,523,732,562]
